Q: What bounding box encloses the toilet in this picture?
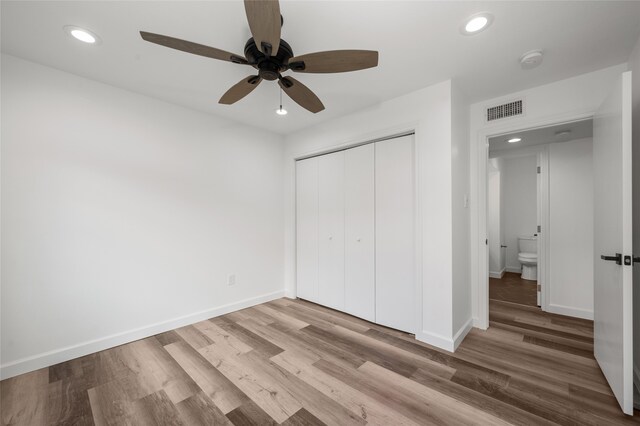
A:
[517,235,538,281]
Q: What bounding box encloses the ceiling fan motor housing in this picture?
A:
[244,38,294,80]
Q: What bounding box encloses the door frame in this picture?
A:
[291,122,422,335]
[474,111,594,329]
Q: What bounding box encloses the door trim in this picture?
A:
[473,111,594,329]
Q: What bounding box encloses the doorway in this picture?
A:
[485,118,595,318]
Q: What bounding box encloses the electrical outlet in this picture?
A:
[227,274,236,286]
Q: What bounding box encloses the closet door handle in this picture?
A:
[357,238,362,242]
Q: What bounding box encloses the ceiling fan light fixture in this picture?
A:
[64,25,101,44]
[461,12,494,35]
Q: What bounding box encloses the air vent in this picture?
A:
[486,100,523,122]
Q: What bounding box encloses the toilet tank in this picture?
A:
[518,235,537,253]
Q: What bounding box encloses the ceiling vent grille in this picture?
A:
[486,99,523,122]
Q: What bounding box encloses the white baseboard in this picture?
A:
[547,303,593,320]
[505,266,522,274]
[472,316,488,330]
[489,269,505,279]
[415,318,473,353]
[416,330,455,352]
[0,290,285,380]
[453,318,473,351]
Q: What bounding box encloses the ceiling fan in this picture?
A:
[140,0,378,113]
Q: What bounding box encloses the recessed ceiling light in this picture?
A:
[64,26,101,44]
[276,107,288,116]
[508,137,522,143]
[461,13,494,35]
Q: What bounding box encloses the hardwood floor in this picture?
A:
[490,272,538,306]
[2,297,638,425]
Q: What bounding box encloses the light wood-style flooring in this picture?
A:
[2,296,638,425]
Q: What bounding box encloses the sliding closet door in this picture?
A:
[375,135,415,333]
[318,151,345,311]
[296,158,319,302]
[344,144,375,322]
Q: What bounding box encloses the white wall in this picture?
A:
[0,55,285,379]
[502,155,538,271]
[469,63,627,328]
[628,35,640,391]
[284,79,471,351]
[451,84,471,336]
[548,138,594,318]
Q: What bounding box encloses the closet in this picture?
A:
[295,134,415,333]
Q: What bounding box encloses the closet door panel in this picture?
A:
[295,158,319,302]
[344,144,375,322]
[318,151,345,311]
[375,135,415,333]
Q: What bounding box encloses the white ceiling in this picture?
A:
[489,119,593,154]
[2,1,639,135]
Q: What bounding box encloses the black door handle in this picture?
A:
[601,253,622,265]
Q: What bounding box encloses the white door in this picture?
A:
[375,135,415,333]
[593,71,633,415]
[295,158,319,302]
[344,144,375,322]
[318,151,345,311]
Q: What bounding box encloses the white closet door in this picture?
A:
[318,151,345,311]
[375,135,415,333]
[344,144,375,322]
[296,158,319,302]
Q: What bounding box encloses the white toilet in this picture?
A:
[517,235,538,281]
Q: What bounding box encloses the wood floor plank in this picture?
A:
[210,316,284,358]
[225,400,277,426]
[1,369,49,426]
[280,408,326,426]
[3,294,639,425]
[240,350,367,426]
[164,341,247,414]
[46,377,95,425]
[301,324,419,378]
[174,324,215,350]
[128,389,184,426]
[199,342,303,423]
[409,367,555,426]
[193,320,253,355]
[175,391,233,426]
[272,349,420,426]
[252,304,309,330]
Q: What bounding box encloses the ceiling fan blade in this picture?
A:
[278,76,324,113]
[219,75,262,105]
[244,0,281,56]
[288,50,378,73]
[140,31,248,64]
